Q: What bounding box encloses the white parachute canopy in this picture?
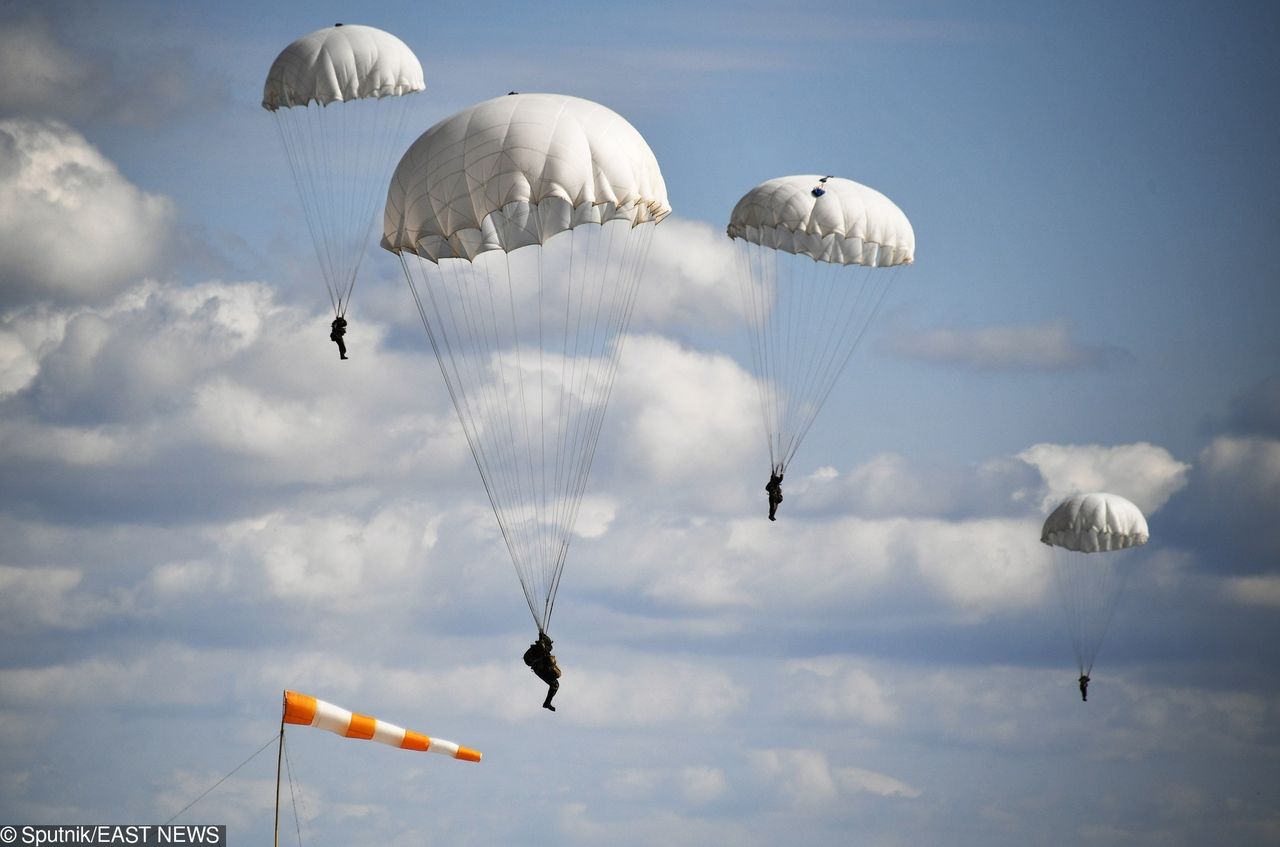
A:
[727,175,914,476]
[264,24,425,317]
[384,92,670,633]
[1041,492,1150,675]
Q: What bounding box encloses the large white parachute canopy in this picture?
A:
[1041,492,1150,677]
[384,92,670,633]
[727,175,914,476]
[264,24,425,318]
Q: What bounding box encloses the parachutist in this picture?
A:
[1078,674,1090,702]
[524,632,561,711]
[765,468,784,521]
[330,315,348,359]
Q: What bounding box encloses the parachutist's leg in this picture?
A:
[336,336,347,359]
[768,499,778,521]
[542,675,558,711]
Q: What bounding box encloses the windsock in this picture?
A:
[282,691,481,763]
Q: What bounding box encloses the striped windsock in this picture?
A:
[282,691,481,763]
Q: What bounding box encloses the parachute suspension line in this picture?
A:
[403,221,656,634]
[499,247,544,622]
[472,252,544,624]
[737,237,902,473]
[545,222,596,627]
[546,220,655,627]
[544,220,655,627]
[733,241,776,472]
[401,252,541,625]
[275,95,417,318]
[537,240,548,607]
[1050,550,1132,676]
[337,93,417,317]
[785,263,898,467]
[274,113,341,316]
[303,102,345,314]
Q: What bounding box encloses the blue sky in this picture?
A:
[1,1,1278,845]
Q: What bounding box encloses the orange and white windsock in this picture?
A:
[282,691,481,763]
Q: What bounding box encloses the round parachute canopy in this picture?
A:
[1040,492,1150,677]
[727,175,914,475]
[263,24,425,110]
[263,24,425,317]
[383,93,669,633]
[382,92,670,262]
[1041,492,1150,553]
[727,175,914,267]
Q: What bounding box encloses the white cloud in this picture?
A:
[791,452,1044,518]
[0,564,115,633]
[603,765,727,806]
[1198,436,1280,507]
[1221,575,1280,609]
[0,15,219,129]
[633,217,744,333]
[217,503,442,612]
[0,119,176,306]
[678,765,728,805]
[0,19,92,116]
[749,749,920,809]
[835,766,923,798]
[566,659,748,727]
[886,319,1127,370]
[748,748,840,807]
[782,658,899,726]
[610,334,760,508]
[1181,435,1280,564]
[908,518,1051,616]
[0,279,470,507]
[1018,442,1190,514]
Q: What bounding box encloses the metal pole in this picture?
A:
[274,691,285,847]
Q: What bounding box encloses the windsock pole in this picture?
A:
[274,691,286,847]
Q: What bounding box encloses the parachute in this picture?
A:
[263,24,424,318]
[383,92,670,634]
[727,175,914,477]
[1040,492,1150,678]
[282,690,481,761]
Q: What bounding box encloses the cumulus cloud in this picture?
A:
[835,766,923,798]
[576,509,1047,624]
[0,13,223,128]
[782,658,898,726]
[0,17,94,117]
[604,766,727,806]
[1217,375,1280,439]
[632,217,743,333]
[790,452,1044,519]
[1018,442,1190,514]
[1187,435,1280,565]
[1222,575,1280,609]
[0,279,470,523]
[748,749,920,808]
[608,334,759,508]
[906,518,1051,616]
[217,504,442,612]
[0,119,176,306]
[0,564,115,633]
[885,319,1128,371]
